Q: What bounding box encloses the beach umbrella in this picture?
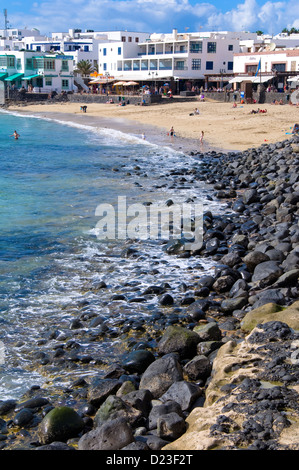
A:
[126,81,139,86]
[114,81,126,86]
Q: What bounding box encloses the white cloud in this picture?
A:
[7,0,299,35]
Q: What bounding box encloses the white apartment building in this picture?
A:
[232,47,299,91]
[0,51,75,93]
[97,29,261,89]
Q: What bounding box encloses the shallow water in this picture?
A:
[0,109,223,400]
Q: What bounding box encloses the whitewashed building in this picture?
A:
[232,47,299,90]
[97,29,261,89]
[0,51,75,94]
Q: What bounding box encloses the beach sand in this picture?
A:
[8,98,299,152]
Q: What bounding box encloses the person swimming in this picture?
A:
[11,130,20,140]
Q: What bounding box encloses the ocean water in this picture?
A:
[0,110,218,400]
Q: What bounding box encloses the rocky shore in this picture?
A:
[1,135,299,451]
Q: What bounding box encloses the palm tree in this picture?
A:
[74,60,95,77]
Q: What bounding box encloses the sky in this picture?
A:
[3,0,299,36]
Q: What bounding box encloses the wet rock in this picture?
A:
[122,350,155,374]
[13,408,34,427]
[38,406,84,445]
[0,400,16,416]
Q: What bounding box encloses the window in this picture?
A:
[190,42,202,53]
[103,63,107,71]
[118,47,121,55]
[192,59,201,70]
[61,60,68,71]
[26,58,33,69]
[207,42,216,53]
[246,64,257,73]
[103,48,107,56]
[16,58,22,70]
[84,46,89,52]
[135,37,139,43]
[128,37,132,42]
[227,61,233,71]
[36,46,41,52]
[121,36,126,42]
[228,45,233,51]
[62,79,69,89]
[45,77,52,86]
[8,57,15,67]
[272,63,286,72]
[44,59,55,70]
[206,61,213,70]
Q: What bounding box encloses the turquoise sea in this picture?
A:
[0,109,218,400]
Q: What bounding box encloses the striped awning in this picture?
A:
[0,72,8,80]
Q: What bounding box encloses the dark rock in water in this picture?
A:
[78,417,134,450]
[13,408,34,427]
[38,406,84,445]
[0,400,16,416]
[273,269,299,287]
[15,397,49,412]
[122,349,155,374]
[157,325,200,359]
[159,293,174,306]
[139,355,183,399]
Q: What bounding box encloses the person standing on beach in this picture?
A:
[200,131,204,144]
[11,130,20,140]
[168,126,175,138]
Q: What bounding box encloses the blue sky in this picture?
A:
[3,0,299,36]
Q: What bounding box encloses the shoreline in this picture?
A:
[6,98,299,152]
[1,103,299,450]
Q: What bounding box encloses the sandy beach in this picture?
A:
[8,97,299,152]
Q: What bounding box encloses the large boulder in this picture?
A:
[38,406,84,445]
[241,301,299,332]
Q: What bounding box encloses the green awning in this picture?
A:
[4,73,24,82]
[0,72,8,80]
[23,74,40,80]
